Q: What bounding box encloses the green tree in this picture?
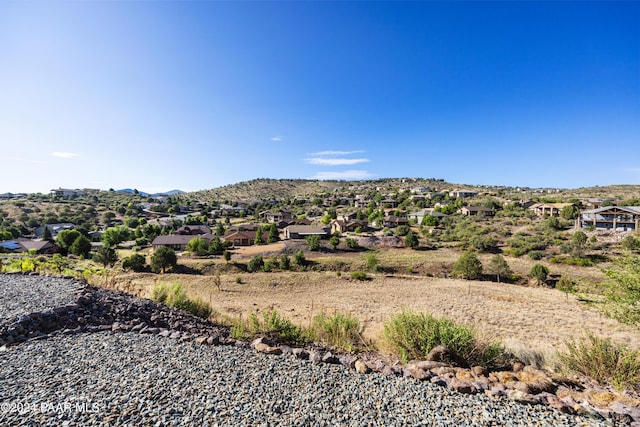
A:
[186,237,208,256]
[56,229,82,250]
[93,246,119,268]
[487,254,512,283]
[364,253,379,272]
[329,235,340,250]
[247,255,264,272]
[452,251,483,280]
[560,205,579,220]
[530,263,549,285]
[102,225,132,247]
[556,276,577,300]
[102,211,116,225]
[122,253,146,272]
[69,235,92,258]
[42,226,53,242]
[571,231,588,257]
[422,215,438,227]
[294,249,306,266]
[267,224,279,243]
[404,231,419,249]
[151,246,177,273]
[279,254,291,270]
[223,250,231,262]
[254,226,265,245]
[306,234,321,251]
[209,236,225,255]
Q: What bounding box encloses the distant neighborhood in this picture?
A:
[0,180,638,259]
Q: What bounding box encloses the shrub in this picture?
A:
[452,251,483,280]
[247,255,264,272]
[351,270,368,281]
[530,263,549,285]
[122,253,146,272]
[235,276,242,284]
[294,250,306,266]
[345,238,359,249]
[620,236,640,252]
[250,310,307,345]
[549,256,593,267]
[556,276,577,299]
[151,282,212,319]
[312,312,362,352]
[279,254,291,270]
[528,250,544,260]
[150,246,177,273]
[364,253,379,272]
[558,334,640,391]
[383,310,505,366]
[306,234,321,251]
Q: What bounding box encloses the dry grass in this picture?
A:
[106,250,640,357]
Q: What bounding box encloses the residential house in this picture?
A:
[407,209,448,224]
[283,225,330,240]
[528,203,573,217]
[383,215,409,228]
[580,206,640,231]
[331,219,368,235]
[34,223,76,238]
[0,238,56,254]
[260,209,294,223]
[176,225,212,235]
[276,218,311,229]
[449,190,478,198]
[151,234,215,251]
[222,229,269,246]
[50,188,86,198]
[459,206,494,217]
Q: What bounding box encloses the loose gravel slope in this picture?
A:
[0,274,609,426]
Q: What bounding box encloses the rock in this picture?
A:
[195,337,208,345]
[254,343,283,355]
[512,361,525,372]
[354,360,370,374]
[471,366,486,377]
[338,354,357,369]
[169,331,182,339]
[407,360,450,371]
[545,395,576,415]
[292,348,309,360]
[508,390,540,405]
[309,351,322,364]
[405,368,431,381]
[449,378,476,394]
[322,352,339,364]
[206,336,220,345]
[158,330,171,338]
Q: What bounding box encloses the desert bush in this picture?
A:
[452,251,483,280]
[530,263,549,285]
[351,271,369,281]
[558,334,640,391]
[294,250,306,266]
[383,309,505,367]
[528,250,545,260]
[251,310,307,345]
[247,255,264,272]
[549,256,593,267]
[556,276,577,299]
[601,256,640,325]
[345,237,359,249]
[313,312,362,352]
[151,282,212,319]
[620,236,640,252]
[364,253,379,272]
[122,253,146,272]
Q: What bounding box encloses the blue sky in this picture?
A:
[1,1,638,194]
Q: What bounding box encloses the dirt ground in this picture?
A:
[110,267,640,359]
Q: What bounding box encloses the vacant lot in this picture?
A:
[105,248,640,358]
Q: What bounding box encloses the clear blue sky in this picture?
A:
[1,1,638,194]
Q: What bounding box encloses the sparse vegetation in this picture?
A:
[152,282,212,319]
[312,312,363,352]
[383,309,505,367]
[558,333,640,391]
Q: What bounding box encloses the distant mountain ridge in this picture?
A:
[116,189,185,197]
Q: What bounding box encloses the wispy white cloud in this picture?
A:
[305,157,369,166]
[51,152,79,159]
[312,170,375,180]
[309,150,365,156]
[271,136,283,142]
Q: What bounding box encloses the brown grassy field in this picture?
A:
[103,246,640,361]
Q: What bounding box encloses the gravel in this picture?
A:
[0,274,613,426]
[0,274,83,323]
[0,333,609,427]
